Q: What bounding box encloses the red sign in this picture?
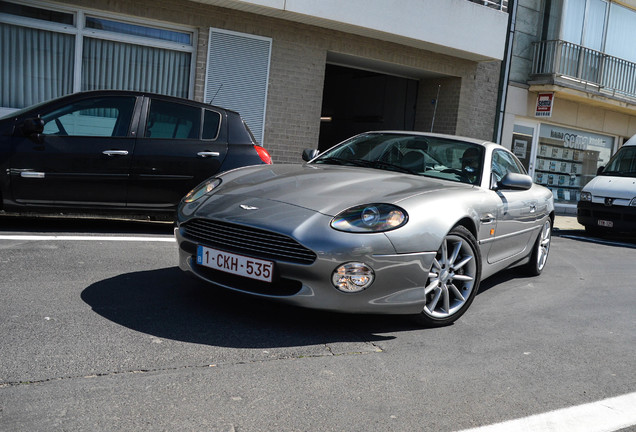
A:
[535,92,554,117]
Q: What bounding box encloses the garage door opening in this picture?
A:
[318,64,419,151]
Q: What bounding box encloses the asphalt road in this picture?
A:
[1,216,635,431]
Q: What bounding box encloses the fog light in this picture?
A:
[332,263,374,293]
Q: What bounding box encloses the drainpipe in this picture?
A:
[493,0,517,145]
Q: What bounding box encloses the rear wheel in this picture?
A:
[413,225,481,327]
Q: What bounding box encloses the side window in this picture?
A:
[145,99,201,139]
[202,109,221,140]
[491,150,524,183]
[41,96,136,137]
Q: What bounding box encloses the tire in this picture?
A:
[413,225,481,327]
[524,218,552,276]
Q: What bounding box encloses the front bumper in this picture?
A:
[175,216,436,315]
[577,201,636,232]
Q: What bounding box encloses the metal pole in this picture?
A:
[431,84,440,132]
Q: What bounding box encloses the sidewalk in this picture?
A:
[553,214,584,231]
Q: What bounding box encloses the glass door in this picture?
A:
[511,122,538,176]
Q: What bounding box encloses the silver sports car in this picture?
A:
[176,132,554,326]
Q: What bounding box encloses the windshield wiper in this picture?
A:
[313,157,366,167]
[352,159,417,175]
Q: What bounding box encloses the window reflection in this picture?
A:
[85,17,192,45]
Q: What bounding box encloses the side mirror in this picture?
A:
[496,172,533,191]
[20,116,45,136]
[596,166,605,175]
[302,148,319,162]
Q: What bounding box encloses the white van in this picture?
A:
[577,134,636,233]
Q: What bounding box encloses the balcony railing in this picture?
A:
[531,40,636,101]
[466,0,508,12]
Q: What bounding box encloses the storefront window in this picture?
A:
[535,125,614,205]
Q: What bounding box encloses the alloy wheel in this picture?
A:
[423,233,477,319]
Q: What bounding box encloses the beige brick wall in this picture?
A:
[456,61,502,141]
[60,0,502,161]
[415,77,462,135]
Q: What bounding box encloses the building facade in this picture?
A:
[0,0,509,163]
[501,0,636,213]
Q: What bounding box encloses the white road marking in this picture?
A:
[0,235,175,242]
[455,391,636,432]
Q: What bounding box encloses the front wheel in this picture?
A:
[413,226,481,327]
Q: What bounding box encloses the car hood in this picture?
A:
[583,175,636,200]
[195,163,469,216]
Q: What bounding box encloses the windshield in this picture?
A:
[0,98,57,121]
[600,146,636,177]
[311,133,484,185]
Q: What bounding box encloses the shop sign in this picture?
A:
[542,126,611,151]
[535,93,554,117]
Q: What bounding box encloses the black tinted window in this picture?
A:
[41,96,136,137]
[146,99,201,139]
[202,109,221,140]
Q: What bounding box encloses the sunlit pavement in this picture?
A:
[553,214,584,231]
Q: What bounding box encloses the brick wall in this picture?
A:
[61,0,502,160]
[456,61,502,141]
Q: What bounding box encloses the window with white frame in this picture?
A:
[0,0,196,111]
[558,0,636,63]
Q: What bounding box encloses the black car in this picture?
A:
[0,90,272,217]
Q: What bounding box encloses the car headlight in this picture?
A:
[330,204,407,233]
[579,191,592,202]
[184,178,222,203]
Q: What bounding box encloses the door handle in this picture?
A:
[103,150,129,156]
[480,213,496,224]
[197,151,220,158]
[20,171,45,179]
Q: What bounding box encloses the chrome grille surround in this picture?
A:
[181,218,317,265]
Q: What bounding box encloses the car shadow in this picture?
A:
[476,267,521,295]
[553,228,636,248]
[80,267,422,349]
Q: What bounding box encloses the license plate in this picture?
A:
[597,219,614,228]
[197,245,273,283]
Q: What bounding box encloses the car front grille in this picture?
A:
[181,218,317,265]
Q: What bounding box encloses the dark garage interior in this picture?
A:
[318,64,419,151]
